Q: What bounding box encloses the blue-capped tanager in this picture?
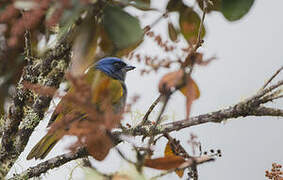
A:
[26,57,135,160]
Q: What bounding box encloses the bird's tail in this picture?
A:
[26,130,63,160]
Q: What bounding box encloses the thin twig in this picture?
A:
[115,147,136,165]
[270,94,283,101]
[259,88,282,104]
[193,0,208,51]
[144,11,168,33]
[252,80,283,101]
[140,94,162,126]
[148,94,170,147]
[262,66,283,89]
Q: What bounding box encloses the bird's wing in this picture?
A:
[48,69,124,126]
[28,65,126,160]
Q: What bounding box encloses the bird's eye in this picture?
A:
[113,62,121,68]
[113,62,125,70]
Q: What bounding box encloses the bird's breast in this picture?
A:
[85,69,125,109]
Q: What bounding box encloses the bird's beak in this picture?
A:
[124,65,136,72]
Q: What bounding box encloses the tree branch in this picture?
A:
[122,80,283,136]
[0,41,71,178]
[8,148,87,180]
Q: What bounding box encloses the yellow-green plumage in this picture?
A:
[26,131,62,160]
[27,67,126,160]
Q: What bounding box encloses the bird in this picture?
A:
[26,57,135,160]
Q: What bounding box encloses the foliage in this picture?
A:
[0,0,255,113]
[1,0,281,180]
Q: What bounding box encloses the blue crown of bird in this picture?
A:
[27,57,135,161]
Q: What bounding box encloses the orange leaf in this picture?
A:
[164,141,174,156]
[164,142,184,177]
[144,156,186,170]
[180,77,200,118]
[158,70,184,94]
[175,169,184,178]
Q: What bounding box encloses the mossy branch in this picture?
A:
[0,35,71,178]
[8,148,87,180]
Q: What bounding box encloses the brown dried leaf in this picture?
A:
[180,77,200,118]
[80,127,113,161]
[144,156,186,170]
[158,70,184,94]
[168,22,178,42]
[48,75,123,161]
[158,70,200,117]
[183,52,203,67]
[183,52,216,67]
[23,82,57,97]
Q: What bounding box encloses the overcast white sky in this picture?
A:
[9,0,283,179]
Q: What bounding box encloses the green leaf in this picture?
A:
[179,7,205,44]
[197,0,254,21]
[221,0,255,21]
[102,5,143,50]
[166,0,185,12]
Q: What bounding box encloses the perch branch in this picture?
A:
[122,79,283,137]
[8,148,87,180]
